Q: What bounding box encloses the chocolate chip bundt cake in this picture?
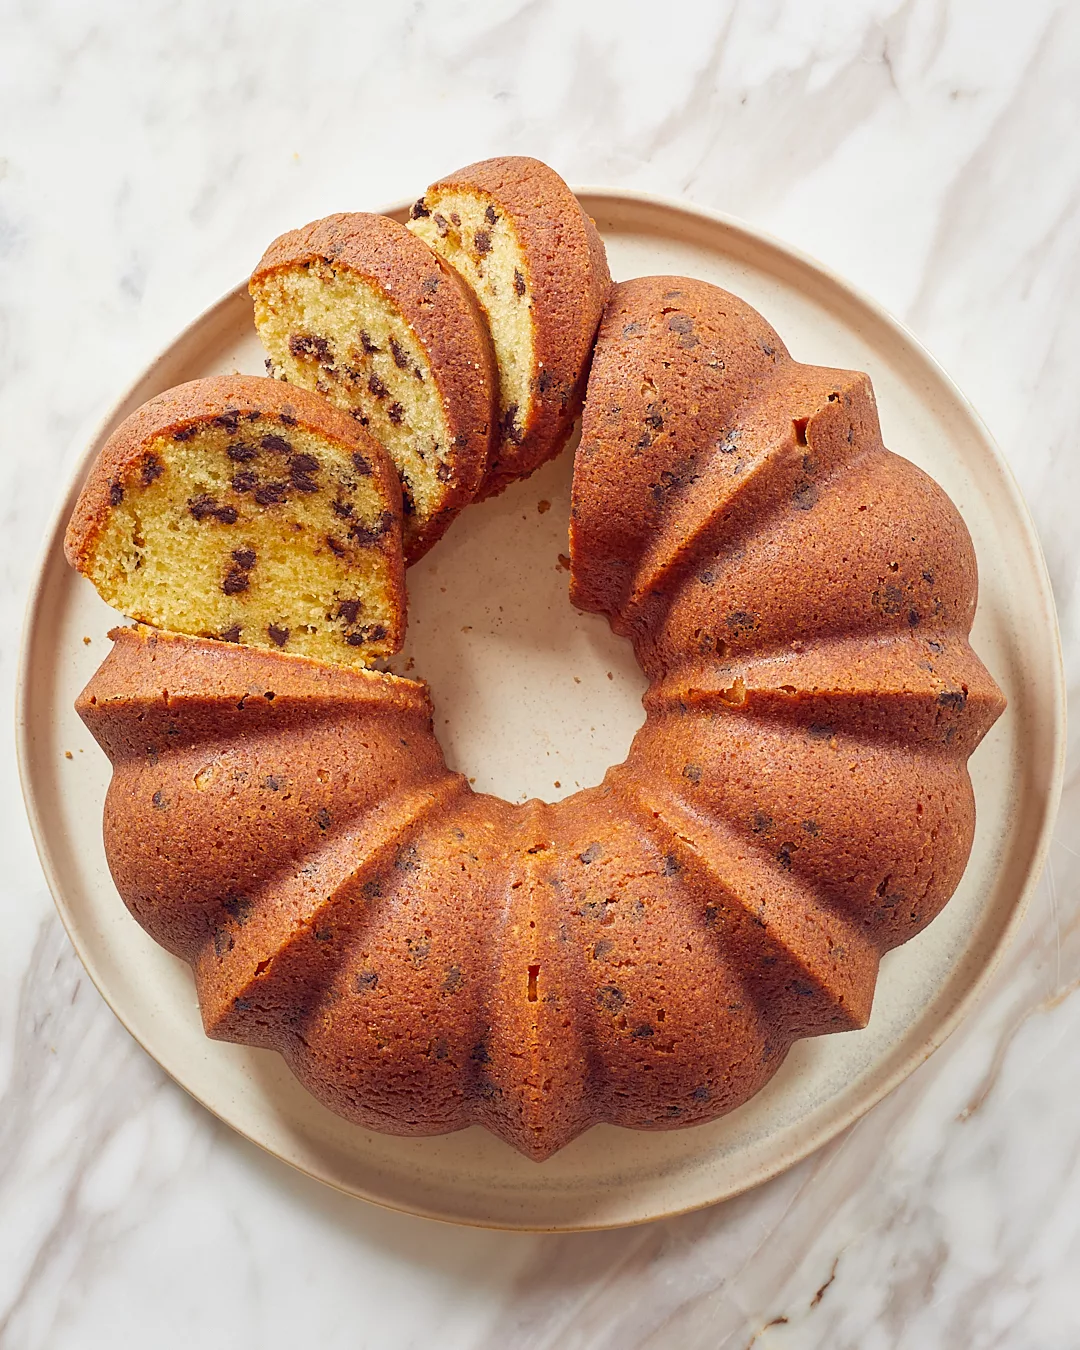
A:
[72,275,1005,1161]
[65,376,406,667]
[408,156,611,497]
[250,213,498,561]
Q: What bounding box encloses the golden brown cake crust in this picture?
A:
[250,212,498,560]
[412,156,612,497]
[74,278,1008,1162]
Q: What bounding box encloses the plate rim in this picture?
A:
[15,188,1067,1230]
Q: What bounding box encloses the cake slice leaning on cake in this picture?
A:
[407,156,612,498]
[250,213,498,562]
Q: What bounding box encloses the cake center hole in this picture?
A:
[391,443,647,803]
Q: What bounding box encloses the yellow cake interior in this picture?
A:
[83,418,399,667]
[409,191,535,447]
[252,262,454,542]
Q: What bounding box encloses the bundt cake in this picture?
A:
[250,213,498,561]
[407,156,612,497]
[65,376,406,667]
[72,273,1006,1161]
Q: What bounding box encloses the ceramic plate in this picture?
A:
[17,192,1065,1230]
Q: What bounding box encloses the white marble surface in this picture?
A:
[1,0,1076,1344]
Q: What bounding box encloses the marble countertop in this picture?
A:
[1,1,1076,1345]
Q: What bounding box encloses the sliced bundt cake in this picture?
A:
[407,156,611,497]
[73,277,1007,1160]
[65,375,406,667]
[250,213,497,561]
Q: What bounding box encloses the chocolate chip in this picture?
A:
[474,229,491,254]
[222,893,254,923]
[141,454,163,486]
[667,314,693,334]
[436,461,452,482]
[219,624,242,643]
[337,598,363,624]
[188,495,237,524]
[254,481,289,506]
[366,624,387,642]
[316,807,331,830]
[331,498,353,518]
[717,429,741,454]
[682,763,702,784]
[231,470,257,493]
[368,373,387,399]
[212,409,241,433]
[421,274,439,295]
[222,567,249,595]
[937,689,967,711]
[344,633,366,647]
[289,333,332,364]
[632,1024,654,1038]
[792,481,818,511]
[751,810,773,834]
[433,212,449,237]
[360,330,380,355]
[351,452,372,476]
[484,203,497,225]
[388,402,404,425]
[279,409,298,427]
[290,455,320,491]
[537,368,555,395]
[152,790,167,809]
[326,535,348,557]
[808,723,835,740]
[500,403,522,445]
[227,441,257,462]
[172,425,197,441]
[777,843,795,870]
[597,985,625,1011]
[388,336,410,369]
[232,548,256,570]
[579,843,602,865]
[267,625,289,647]
[108,481,124,506]
[410,198,430,218]
[442,965,463,993]
[355,970,378,993]
[726,610,757,637]
[513,268,526,297]
[260,434,292,455]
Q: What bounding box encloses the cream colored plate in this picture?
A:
[17,192,1065,1230]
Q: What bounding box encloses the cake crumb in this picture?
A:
[82,636,91,645]
[557,553,571,570]
[64,751,73,759]
[405,657,415,671]
[554,780,561,788]
[607,671,613,680]
[574,676,581,684]
[469,777,476,784]
[461,626,472,633]
[537,500,551,514]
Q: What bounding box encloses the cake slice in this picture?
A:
[65,375,406,668]
[250,213,497,561]
[407,156,611,497]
